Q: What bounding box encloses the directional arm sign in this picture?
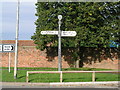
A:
[41,31,77,37]
[41,31,58,35]
[61,31,77,37]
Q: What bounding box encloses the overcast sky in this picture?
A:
[1,0,37,40]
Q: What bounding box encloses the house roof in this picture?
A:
[0,40,36,46]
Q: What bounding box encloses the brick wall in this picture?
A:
[1,46,70,68]
[1,40,119,69]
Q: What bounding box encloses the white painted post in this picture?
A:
[92,71,95,82]
[8,52,11,73]
[60,71,63,83]
[26,71,29,83]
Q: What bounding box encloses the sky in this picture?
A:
[1,0,37,40]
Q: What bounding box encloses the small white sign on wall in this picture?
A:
[3,45,14,51]
[0,44,15,52]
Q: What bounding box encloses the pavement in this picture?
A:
[1,81,120,88]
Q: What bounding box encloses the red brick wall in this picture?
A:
[1,40,119,69]
[83,59,119,69]
[1,46,70,68]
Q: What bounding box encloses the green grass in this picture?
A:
[1,67,119,83]
[1,67,113,71]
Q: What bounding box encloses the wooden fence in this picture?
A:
[26,71,119,83]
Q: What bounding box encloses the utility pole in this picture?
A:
[58,15,62,71]
[14,0,20,79]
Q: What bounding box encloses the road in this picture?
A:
[1,82,119,89]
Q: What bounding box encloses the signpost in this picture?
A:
[0,44,15,73]
[41,15,77,71]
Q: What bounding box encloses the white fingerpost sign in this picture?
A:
[61,31,77,37]
[41,31,58,35]
[41,15,77,71]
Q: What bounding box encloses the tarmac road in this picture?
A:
[1,81,119,89]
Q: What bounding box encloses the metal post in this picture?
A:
[14,0,20,79]
[58,15,62,71]
[8,52,11,73]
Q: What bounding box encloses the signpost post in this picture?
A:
[58,15,62,71]
[9,52,11,73]
[41,15,77,71]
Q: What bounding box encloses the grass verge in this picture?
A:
[1,67,119,83]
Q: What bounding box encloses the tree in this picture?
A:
[31,2,120,68]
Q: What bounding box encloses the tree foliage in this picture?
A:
[32,2,120,50]
[31,2,120,67]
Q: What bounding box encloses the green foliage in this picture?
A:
[32,2,120,50]
[31,2,120,66]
